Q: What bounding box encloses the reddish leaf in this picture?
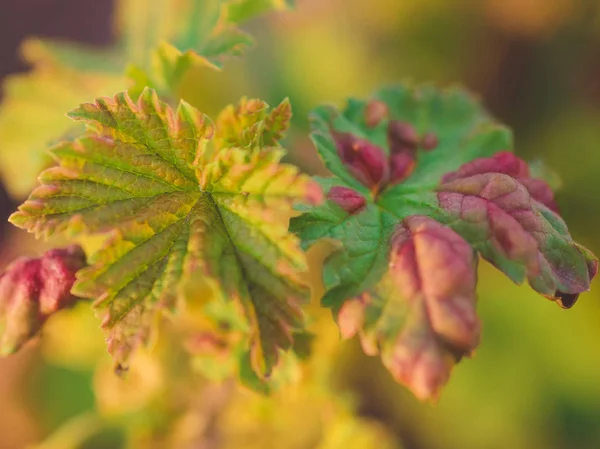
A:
[339,216,479,400]
[438,154,596,307]
[332,131,390,190]
[441,151,558,212]
[387,120,419,152]
[389,152,416,185]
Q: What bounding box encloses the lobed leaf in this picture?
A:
[11,88,322,378]
[0,0,296,200]
[291,83,597,400]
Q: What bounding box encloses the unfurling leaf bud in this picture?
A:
[364,100,389,128]
[333,131,389,190]
[389,152,416,185]
[387,120,419,153]
[0,245,87,356]
[327,186,367,214]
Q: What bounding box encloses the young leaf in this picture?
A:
[0,245,87,355]
[10,88,322,377]
[174,0,294,66]
[338,216,479,401]
[128,0,296,96]
[215,97,292,149]
[291,83,597,400]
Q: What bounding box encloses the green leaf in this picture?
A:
[174,0,293,53]
[126,41,223,99]
[291,83,596,400]
[294,84,509,308]
[0,0,298,199]
[127,0,296,95]
[199,28,255,68]
[11,88,322,378]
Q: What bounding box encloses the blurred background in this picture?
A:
[1,0,600,448]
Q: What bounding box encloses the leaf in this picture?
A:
[0,245,87,356]
[0,0,296,200]
[128,0,296,96]
[338,216,479,401]
[10,88,322,377]
[168,0,256,69]
[291,83,597,399]
[175,0,294,62]
[199,27,255,68]
[0,39,124,198]
[437,151,597,308]
[118,0,273,72]
[126,41,222,99]
[439,150,559,212]
[215,97,292,149]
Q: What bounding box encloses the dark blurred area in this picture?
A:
[1,0,600,448]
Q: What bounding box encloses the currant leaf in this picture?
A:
[291,83,597,400]
[437,151,597,308]
[129,0,295,96]
[0,1,296,200]
[338,216,479,401]
[10,88,322,377]
[175,0,294,65]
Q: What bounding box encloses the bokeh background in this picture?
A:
[1,0,600,448]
